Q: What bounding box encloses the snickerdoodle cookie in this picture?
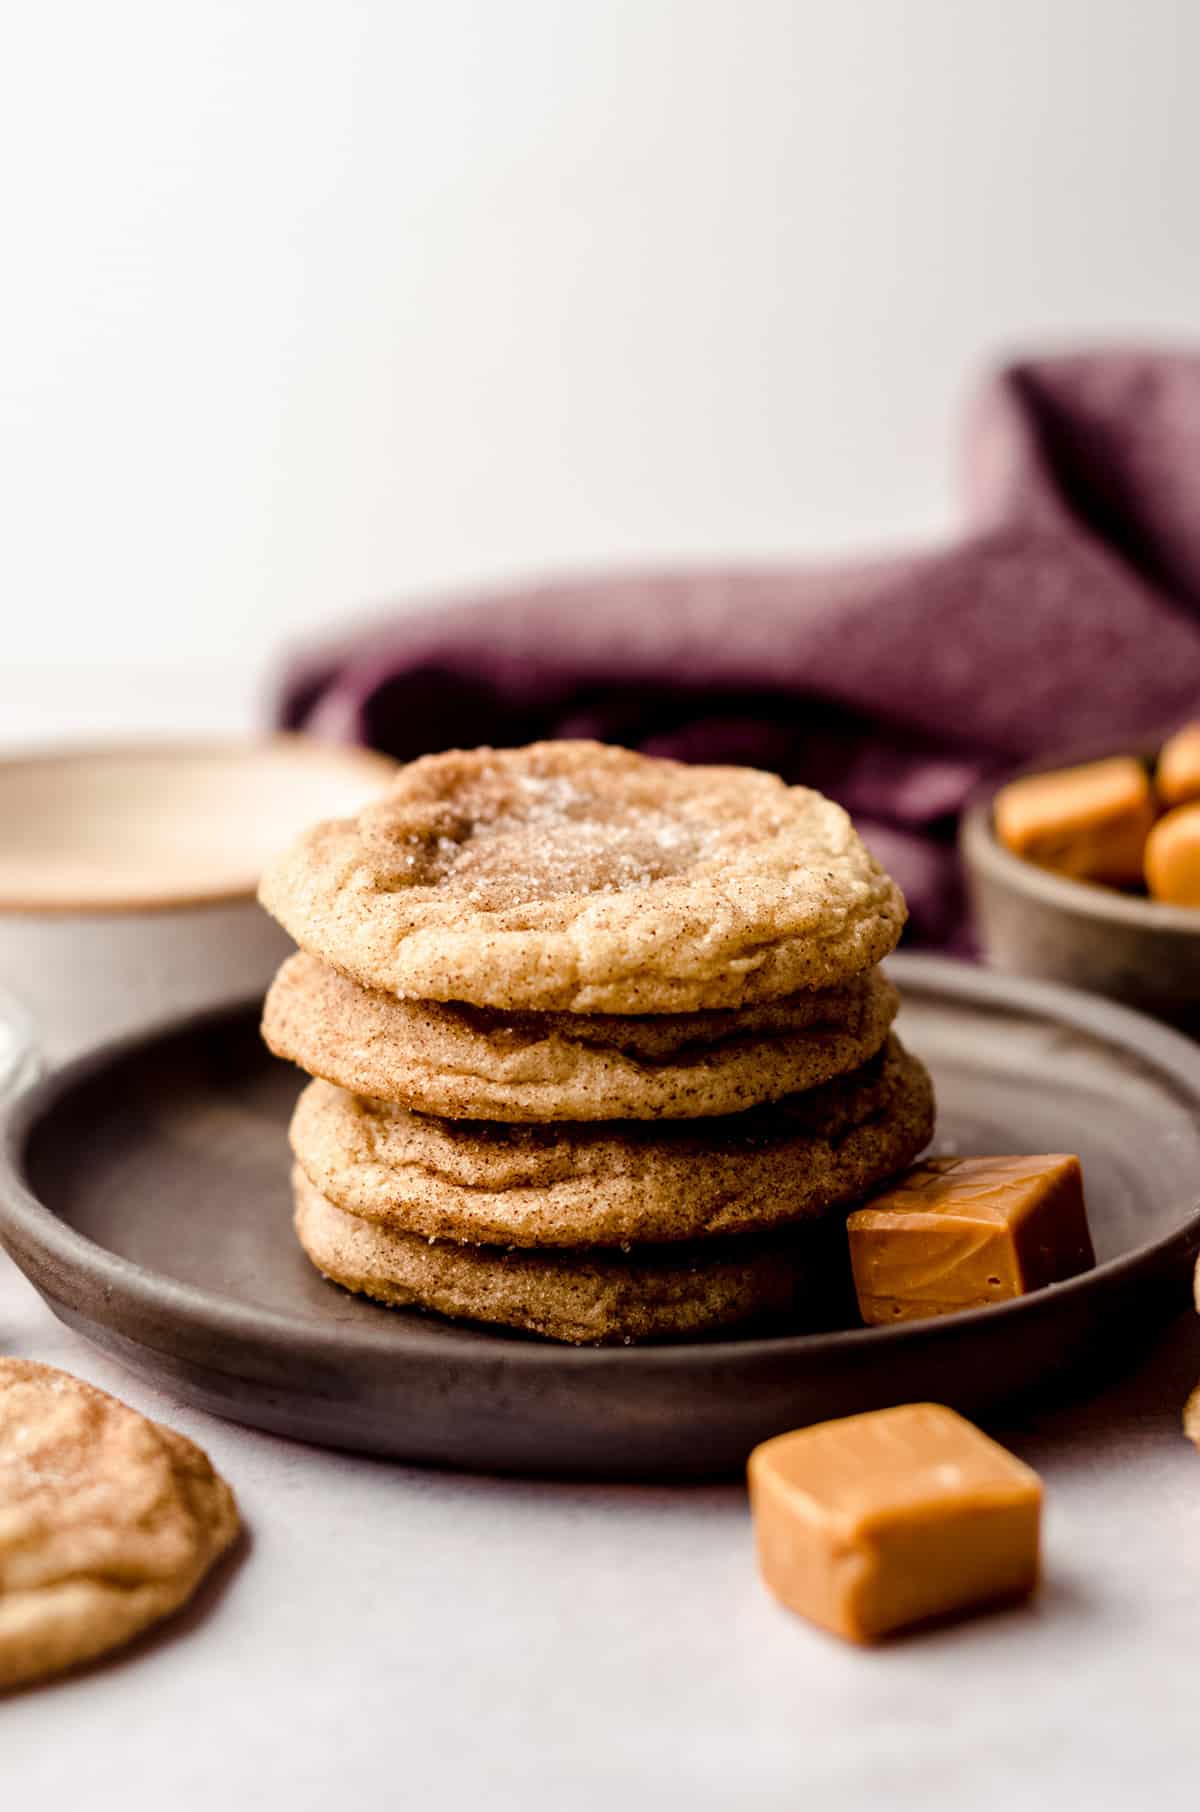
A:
[292,1167,848,1344]
[290,1037,934,1249]
[259,742,906,1014]
[0,1360,239,1693]
[263,951,899,1121]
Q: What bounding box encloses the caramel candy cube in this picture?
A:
[1145,803,1200,907]
[1184,1383,1200,1451]
[993,756,1155,885]
[1157,723,1200,809]
[847,1155,1094,1326]
[749,1404,1042,1643]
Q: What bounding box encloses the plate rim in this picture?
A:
[2,952,1200,1374]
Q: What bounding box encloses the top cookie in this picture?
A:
[259,742,906,1013]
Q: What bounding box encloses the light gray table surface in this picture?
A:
[5,1182,1200,1808]
[4,676,1200,1806]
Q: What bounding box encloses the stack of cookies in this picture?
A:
[259,742,934,1344]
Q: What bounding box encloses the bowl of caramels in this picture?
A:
[962,723,1200,1030]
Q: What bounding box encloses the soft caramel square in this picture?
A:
[847,1155,1094,1326]
[1185,1382,1200,1451]
[993,756,1155,885]
[749,1404,1042,1644]
[1145,803,1200,907]
[1157,723,1200,809]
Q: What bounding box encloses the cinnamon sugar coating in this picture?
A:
[263,952,899,1121]
[0,1360,239,1692]
[259,742,906,1013]
[292,1167,844,1345]
[289,1037,934,1249]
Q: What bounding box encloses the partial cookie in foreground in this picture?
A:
[264,952,899,1121]
[292,1167,849,1345]
[290,1036,934,1248]
[259,741,906,1013]
[0,1360,239,1693]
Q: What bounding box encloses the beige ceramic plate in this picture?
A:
[0,736,397,911]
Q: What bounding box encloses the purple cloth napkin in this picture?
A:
[278,350,1200,949]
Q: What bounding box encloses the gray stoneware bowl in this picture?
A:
[961,749,1200,1033]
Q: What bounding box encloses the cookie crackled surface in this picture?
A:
[0,1360,239,1692]
[292,1168,836,1345]
[262,952,900,1121]
[289,1037,934,1249]
[258,741,906,1013]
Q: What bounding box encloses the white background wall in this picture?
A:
[2,0,1198,734]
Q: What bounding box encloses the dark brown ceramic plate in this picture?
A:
[2,955,1199,1480]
